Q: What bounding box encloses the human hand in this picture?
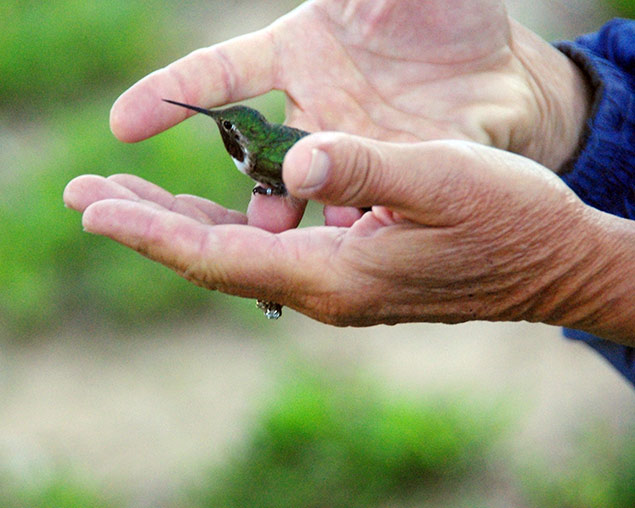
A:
[63,136,635,345]
[109,0,592,231]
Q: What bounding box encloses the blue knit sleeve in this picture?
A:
[553,19,635,385]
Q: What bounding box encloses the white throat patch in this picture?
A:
[231,148,250,175]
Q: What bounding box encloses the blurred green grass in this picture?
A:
[0,470,115,508]
[171,371,504,507]
[3,370,631,508]
[4,369,496,507]
[607,0,635,16]
[0,1,178,110]
[522,422,635,508]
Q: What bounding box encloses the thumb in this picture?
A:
[283,132,479,225]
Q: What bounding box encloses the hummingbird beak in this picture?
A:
[162,99,218,119]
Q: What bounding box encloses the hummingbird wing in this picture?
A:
[253,125,309,187]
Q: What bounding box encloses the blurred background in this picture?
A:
[1,1,634,507]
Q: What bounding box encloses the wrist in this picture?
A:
[509,21,594,172]
[532,206,635,346]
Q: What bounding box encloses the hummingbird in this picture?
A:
[163,99,310,320]
[163,99,309,196]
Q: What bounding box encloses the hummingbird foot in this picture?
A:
[252,184,287,197]
[256,300,282,320]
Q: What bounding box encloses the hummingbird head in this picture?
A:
[163,99,269,171]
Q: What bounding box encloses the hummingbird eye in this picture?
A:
[222,120,233,131]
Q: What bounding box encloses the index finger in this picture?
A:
[110,28,279,143]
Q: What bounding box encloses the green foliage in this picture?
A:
[0,1,179,109]
[190,372,501,508]
[606,0,635,17]
[521,423,635,508]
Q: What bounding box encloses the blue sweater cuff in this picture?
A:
[555,30,635,219]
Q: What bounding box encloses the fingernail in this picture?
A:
[301,148,330,189]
